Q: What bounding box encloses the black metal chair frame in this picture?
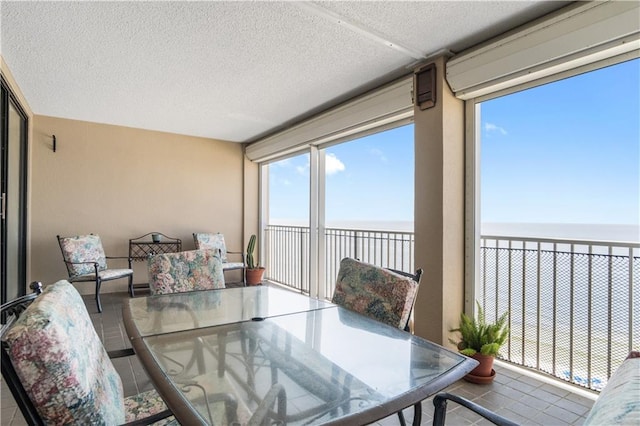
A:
[386,267,423,333]
[57,234,133,313]
[345,263,423,426]
[385,267,424,426]
[432,392,518,426]
[1,282,173,426]
[1,282,44,426]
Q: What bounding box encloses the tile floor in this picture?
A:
[2,288,596,425]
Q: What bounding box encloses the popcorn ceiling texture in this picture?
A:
[0,1,564,142]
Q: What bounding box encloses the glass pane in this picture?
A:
[325,125,414,231]
[5,101,25,301]
[324,124,415,293]
[266,153,310,292]
[477,58,640,390]
[480,59,640,240]
[140,307,469,425]
[126,286,334,336]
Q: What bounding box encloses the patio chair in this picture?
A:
[432,393,518,426]
[1,279,175,425]
[386,266,423,332]
[193,232,246,285]
[147,249,225,295]
[434,350,639,425]
[332,257,422,330]
[57,234,133,313]
[332,257,422,426]
[0,282,43,425]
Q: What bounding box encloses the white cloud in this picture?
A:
[291,153,344,176]
[485,122,508,135]
[271,158,292,168]
[325,153,346,175]
[369,148,388,163]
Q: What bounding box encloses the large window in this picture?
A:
[480,59,639,239]
[473,58,639,390]
[264,124,415,298]
[324,125,414,231]
[265,153,311,292]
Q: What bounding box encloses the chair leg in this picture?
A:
[432,394,448,426]
[412,402,422,426]
[397,401,421,426]
[397,411,407,426]
[128,274,134,298]
[95,279,103,313]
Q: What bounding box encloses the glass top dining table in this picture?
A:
[123,286,477,425]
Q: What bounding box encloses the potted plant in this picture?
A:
[245,234,265,285]
[450,302,509,384]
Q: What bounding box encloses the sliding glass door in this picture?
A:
[1,76,29,304]
[263,123,415,299]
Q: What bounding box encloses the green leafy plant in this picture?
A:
[246,234,259,269]
[450,302,509,357]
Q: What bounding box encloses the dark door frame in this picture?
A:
[1,74,29,303]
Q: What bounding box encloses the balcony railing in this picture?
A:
[263,224,639,391]
[481,235,639,391]
[264,225,415,296]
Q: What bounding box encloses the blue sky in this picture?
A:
[269,58,639,227]
[268,124,414,224]
[481,58,639,225]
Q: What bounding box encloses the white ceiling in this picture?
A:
[1,1,568,143]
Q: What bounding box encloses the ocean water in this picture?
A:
[270,219,640,242]
[482,222,640,243]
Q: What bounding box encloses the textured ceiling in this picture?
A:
[1,1,567,143]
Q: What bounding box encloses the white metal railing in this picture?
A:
[264,225,311,293]
[263,224,639,391]
[264,225,415,296]
[481,235,639,391]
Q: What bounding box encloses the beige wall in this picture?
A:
[31,115,248,293]
[413,56,465,346]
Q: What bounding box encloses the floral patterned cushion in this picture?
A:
[584,351,640,425]
[332,258,419,329]
[193,233,228,262]
[4,280,126,424]
[58,234,108,277]
[124,389,177,425]
[148,249,225,295]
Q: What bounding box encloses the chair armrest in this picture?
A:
[64,260,99,266]
[122,408,173,426]
[107,348,136,359]
[106,348,176,425]
[106,255,134,262]
[225,251,246,263]
[433,393,518,426]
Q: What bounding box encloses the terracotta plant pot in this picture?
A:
[464,353,496,384]
[246,267,265,286]
[470,353,495,376]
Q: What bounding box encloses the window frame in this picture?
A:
[463,52,640,314]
